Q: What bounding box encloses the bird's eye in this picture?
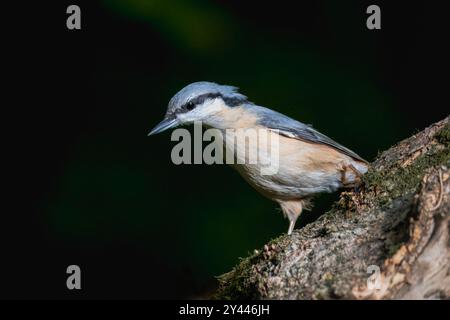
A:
[185,102,195,111]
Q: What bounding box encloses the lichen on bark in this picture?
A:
[214,117,450,300]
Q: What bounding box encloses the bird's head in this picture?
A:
[148,81,249,135]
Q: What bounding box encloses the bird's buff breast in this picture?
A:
[224,129,355,200]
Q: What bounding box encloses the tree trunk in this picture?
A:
[214,116,450,300]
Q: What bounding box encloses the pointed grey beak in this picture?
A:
[148,116,179,136]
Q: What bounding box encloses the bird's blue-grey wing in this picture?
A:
[250,105,367,163]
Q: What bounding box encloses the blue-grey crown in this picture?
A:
[167,81,249,115]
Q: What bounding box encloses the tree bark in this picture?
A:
[214,116,450,300]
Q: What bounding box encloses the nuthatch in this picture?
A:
[149,82,369,235]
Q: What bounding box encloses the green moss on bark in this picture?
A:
[363,121,450,206]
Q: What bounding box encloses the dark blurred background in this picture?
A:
[4,0,448,298]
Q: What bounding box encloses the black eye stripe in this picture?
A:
[185,102,195,110]
[191,92,222,106]
[178,92,248,114]
[180,93,222,112]
[222,96,246,107]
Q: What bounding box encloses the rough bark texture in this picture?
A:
[215,116,450,300]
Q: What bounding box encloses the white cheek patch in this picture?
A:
[202,99,226,115]
[178,99,226,124]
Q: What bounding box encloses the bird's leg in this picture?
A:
[287,205,302,235]
[287,219,297,235]
[278,200,304,235]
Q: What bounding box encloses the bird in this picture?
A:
[149,81,369,235]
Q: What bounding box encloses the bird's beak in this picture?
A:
[148,116,179,136]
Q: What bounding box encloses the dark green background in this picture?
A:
[5,0,447,298]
